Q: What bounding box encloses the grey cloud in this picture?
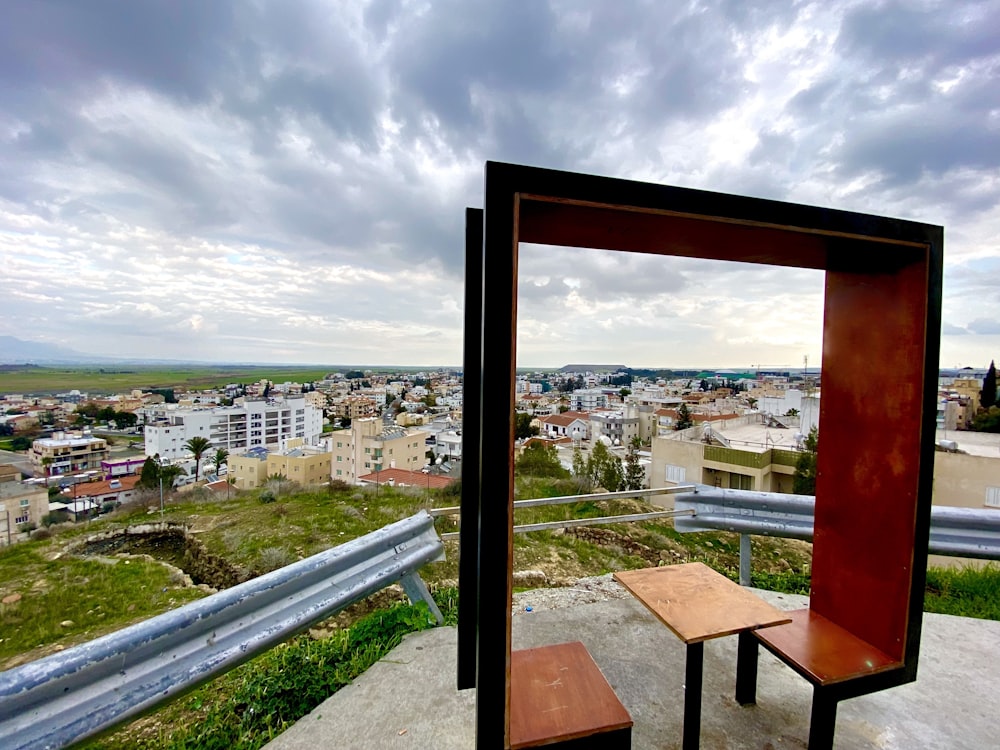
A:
[0,0,239,104]
[942,322,970,336]
[967,318,1000,335]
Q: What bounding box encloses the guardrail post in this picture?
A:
[401,571,444,625]
[739,534,752,587]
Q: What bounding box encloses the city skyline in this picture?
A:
[2,2,998,369]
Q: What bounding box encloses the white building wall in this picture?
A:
[144,398,321,460]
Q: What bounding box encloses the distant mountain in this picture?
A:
[0,336,113,364]
[559,364,629,373]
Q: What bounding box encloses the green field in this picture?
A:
[0,365,424,395]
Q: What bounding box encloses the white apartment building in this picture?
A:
[143,397,322,460]
[570,388,609,411]
[322,417,428,484]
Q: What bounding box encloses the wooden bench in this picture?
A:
[510,642,632,749]
[736,608,903,748]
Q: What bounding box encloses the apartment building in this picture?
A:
[651,416,803,497]
[229,447,270,490]
[330,395,378,420]
[569,389,609,411]
[267,442,333,487]
[143,397,322,460]
[322,417,428,484]
[30,432,110,476]
[589,409,639,447]
[0,480,48,531]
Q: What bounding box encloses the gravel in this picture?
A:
[511,573,631,615]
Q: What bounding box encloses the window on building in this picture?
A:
[665,465,686,484]
[987,486,1000,508]
[729,473,753,491]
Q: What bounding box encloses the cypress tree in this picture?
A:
[982,360,997,409]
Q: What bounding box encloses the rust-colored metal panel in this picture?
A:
[811,259,930,661]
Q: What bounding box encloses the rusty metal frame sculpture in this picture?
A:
[460,161,942,748]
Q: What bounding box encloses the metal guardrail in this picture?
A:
[430,485,696,517]
[0,511,445,750]
[675,488,1000,584]
[434,486,697,541]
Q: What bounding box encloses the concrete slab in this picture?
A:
[265,589,1000,750]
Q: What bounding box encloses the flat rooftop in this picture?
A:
[265,581,998,750]
[939,429,1000,458]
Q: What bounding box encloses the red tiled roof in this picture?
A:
[72,475,141,498]
[539,412,589,427]
[357,467,456,489]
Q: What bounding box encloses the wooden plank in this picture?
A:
[614,563,791,644]
[509,642,632,749]
[755,609,900,686]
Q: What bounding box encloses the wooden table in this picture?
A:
[614,562,792,750]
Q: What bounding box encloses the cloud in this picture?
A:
[0,1,998,367]
[967,319,1000,336]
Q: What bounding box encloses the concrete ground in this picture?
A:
[266,589,999,750]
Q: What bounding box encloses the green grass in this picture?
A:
[924,563,1000,620]
[0,542,206,663]
[0,364,445,396]
[86,590,459,750]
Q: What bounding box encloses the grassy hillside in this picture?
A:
[1,477,996,749]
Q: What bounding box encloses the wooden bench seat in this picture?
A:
[754,609,900,686]
[510,641,632,749]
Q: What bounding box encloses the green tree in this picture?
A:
[619,388,631,400]
[10,436,31,451]
[971,406,1000,433]
[159,464,186,489]
[982,360,998,409]
[514,412,540,440]
[515,442,569,478]
[184,436,213,482]
[675,403,694,430]
[571,446,592,492]
[793,426,819,494]
[211,448,229,475]
[587,441,623,491]
[138,457,160,489]
[114,411,138,429]
[623,440,645,491]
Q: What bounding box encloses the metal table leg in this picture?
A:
[735,630,758,705]
[683,641,704,750]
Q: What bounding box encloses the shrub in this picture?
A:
[17,522,37,534]
[259,489,276,504]
[256,546,293,572]
[327,479,352,493]
[41,513,60,528]
[31,527,52,541]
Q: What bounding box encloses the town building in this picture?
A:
[0,480,48,532]
[322,418,428,484]
[142,397,322,461]
[30,432,110,477]
[650,416,803,494]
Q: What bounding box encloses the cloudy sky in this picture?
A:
[1,1,998,369]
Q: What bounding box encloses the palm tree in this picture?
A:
[184,436,212,482]
[211,448,229,477]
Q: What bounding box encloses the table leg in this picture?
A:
[683,641,704,750]
[735,630,758,705]
[808,686,837,750]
